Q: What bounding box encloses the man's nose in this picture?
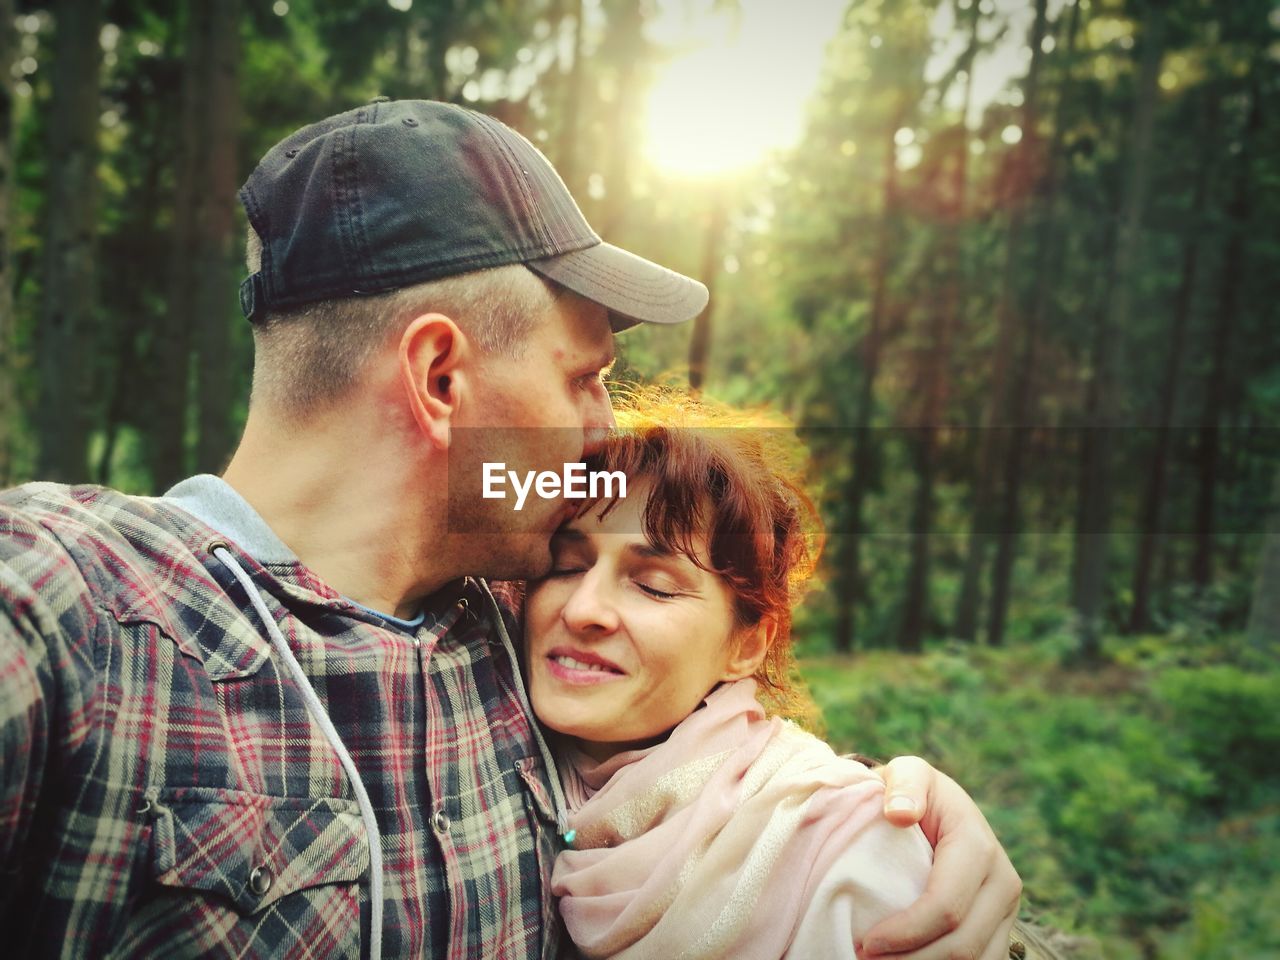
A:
[581,394,616,460]
[560,570,620,635]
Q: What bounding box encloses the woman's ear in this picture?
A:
[723,615,777,682]
[399,313,467,450]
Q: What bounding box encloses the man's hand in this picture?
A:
[862,756,1021,959]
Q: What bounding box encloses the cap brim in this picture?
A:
[526,242,708,332]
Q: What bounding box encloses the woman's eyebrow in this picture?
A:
[624,542,682,562]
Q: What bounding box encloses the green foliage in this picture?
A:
[803,639,1280,954]
[1152,819,1280,960]
[1154,665,1280,809]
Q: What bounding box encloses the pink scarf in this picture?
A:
[552,679,919,959]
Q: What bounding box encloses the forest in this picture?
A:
[1,0,1277,956]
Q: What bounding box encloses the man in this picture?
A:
[0,100,1020,958]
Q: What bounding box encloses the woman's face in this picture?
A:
[525,484,761,761]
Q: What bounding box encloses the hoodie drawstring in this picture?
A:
[474,580,575,842]
[213,546,384,960]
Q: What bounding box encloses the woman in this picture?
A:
[520,391,934,959]
[520,390,1054,959]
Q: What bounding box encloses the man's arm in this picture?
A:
[0,509,92,885]
[862,756,1022,960]
[0,604,51,869]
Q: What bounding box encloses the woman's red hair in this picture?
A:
[582,387,824,721]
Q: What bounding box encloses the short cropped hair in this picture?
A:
[245,227,555,413]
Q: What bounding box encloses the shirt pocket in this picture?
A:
[133,786,369,957]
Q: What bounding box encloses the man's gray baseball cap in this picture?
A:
[238,99,708,332]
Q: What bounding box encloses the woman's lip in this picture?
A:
[546,647,625,673]
[543,647,627,686]
[545,657,626,685]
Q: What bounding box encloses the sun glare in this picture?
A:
[641,0,1068,178]
[643,0,846,177]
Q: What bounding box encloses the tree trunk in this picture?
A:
[1072,223,1116,618]
[899,81,975,653]
[36,0,102,483]
[898,419,935,654]
[985,0,1051,647]
[554,0,586,197]
[1072,1,1164,660]
[1192,73,1260,590]
[1128,88,1217,632]
[833,110,901,654]
[96,321,139,485]
[961,0,1049,645]
[151,0,206,491]
[96,76,174,485]
[193,0,240,475]
[422,11,454,102]
[598,0,646,236]
[687,192,726,396]
[1246,467,1280,651]
[950,0,988,641]
[1220,402,1250,575]
[36,0,102,481]
[0,0,16,485]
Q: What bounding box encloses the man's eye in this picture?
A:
[575,371,603,390]
[548,567,585,578]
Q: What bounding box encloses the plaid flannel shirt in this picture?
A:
[0,479,564,959]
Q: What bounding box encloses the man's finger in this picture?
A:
[982,912,1019,960]
[862,803,1019,955]
[862,874,1020,959]
[880,755,931,827]
[861,871,975,954]
[866,756,1022,958]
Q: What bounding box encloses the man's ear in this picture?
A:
[723,615,777,682]
[399,313,468,449]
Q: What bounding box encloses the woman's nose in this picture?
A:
[560,570,620,635]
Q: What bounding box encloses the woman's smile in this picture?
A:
[544,646,627,684]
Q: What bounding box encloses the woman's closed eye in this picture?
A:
[633,572,685,600]
[635,581,679,600]
[546,539,593,578]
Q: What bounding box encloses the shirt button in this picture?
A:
[248,865,273,896]
[433,810,450,834]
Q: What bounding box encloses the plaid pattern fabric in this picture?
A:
[0,482,563,959]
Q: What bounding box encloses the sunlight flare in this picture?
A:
[642,0,845,176]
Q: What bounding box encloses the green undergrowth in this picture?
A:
[799,637,1280,958]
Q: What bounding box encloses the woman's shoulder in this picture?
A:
[756,720,933,955]
[771,720,884,782]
